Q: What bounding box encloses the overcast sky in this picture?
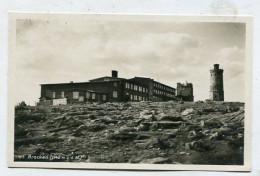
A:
[14,17,246,105]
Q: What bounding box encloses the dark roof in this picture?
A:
[40,80,114,86]
[132,76,152,80]
[40,75,176,90]
[131,77,175,90]
[89,76,125,82]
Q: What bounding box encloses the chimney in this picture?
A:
[214,64,219,70]
[112,70,118,78]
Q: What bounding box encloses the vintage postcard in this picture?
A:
[8,13,252,171]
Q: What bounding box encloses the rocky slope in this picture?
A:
[14,101,244,165]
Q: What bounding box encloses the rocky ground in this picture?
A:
[14,101,244,165]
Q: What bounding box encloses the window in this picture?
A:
[92,93,96,99]
[73,92,79,99]
[139,86,142,92]
[130,95,133,100]
[130,84,133,89]
[125,83,130,89]
[53,92,56,98]
[139,96,142,101]
[61,91,64,98]
[86,92,90,99]
[134,85,138,91]
[134,95,137,100]
[113,91,118,98]
[114,82,117,87]
[146,88,148,93]
[103,94,106,100]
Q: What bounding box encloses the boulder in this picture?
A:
[100,116,118,124]
[158,115,183,122]
[87,124,106,132]
[108,131,137,140]
[161,132,177,140]
[141,157,171,164]
[204,120,222,129]
[136,123,150,131]
[211,127,232,135]
[157,121,182,129]
[226,106,240,113]
[120,115,134,120]
[140,114,157,121]
[119,125,136,133]
[181,108,194,116]
[135,137,169,149]
[188,140,215,152]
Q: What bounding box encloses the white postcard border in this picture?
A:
[7,13,253,171]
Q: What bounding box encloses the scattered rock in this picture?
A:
[141,157,171,164]
[136,123,150,131]
[158,115,183,122]
[157,121,182,129]
[181,108,194,116]
[14,101,245,165]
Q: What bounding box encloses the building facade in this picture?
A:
[40,71,163,104]
[209,64,224,101]
[129,77,176,101]
[176,82,194,102]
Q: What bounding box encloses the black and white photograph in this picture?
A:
[8,13,252,171]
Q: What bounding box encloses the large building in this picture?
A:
[39,70,177,104]
[209,64,224,101]
[176,82,194,102]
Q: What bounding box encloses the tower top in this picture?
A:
[210,64,223,72]
[214,64,219,70]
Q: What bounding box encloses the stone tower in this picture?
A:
[177,82,194,102]
[210,64,224,101]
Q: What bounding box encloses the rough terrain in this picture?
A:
[14,101,244,165]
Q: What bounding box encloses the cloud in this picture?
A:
[13,19,246,105]
[218,46,245,77]
[215,46,245,101]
